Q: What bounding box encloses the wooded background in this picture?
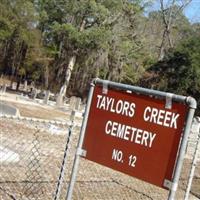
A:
[0,0,199,112]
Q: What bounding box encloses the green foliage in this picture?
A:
[51,22,111,52]
[0,16,13,41]
[0,0,200,107]
[141,36,200,114]
[0,0,47,87]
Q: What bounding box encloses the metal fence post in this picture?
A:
[53,110,76,200]
[65,81,95,200]
[167,97,197,200]
[184,117,200,200]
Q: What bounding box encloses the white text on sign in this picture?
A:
[96,94,181,150]
[105,120,156,148]
[96,94,180,129]
[96,95,136,117]
[112,149,137,168]
[143,106,180,129]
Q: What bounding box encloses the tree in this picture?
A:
[158,0,192,60]
[0,0,42,88]
[139,36,200,114]
[1,0,198,102]
[36,0,144,99]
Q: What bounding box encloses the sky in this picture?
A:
[184,0,200,23]
[145,0,200,23]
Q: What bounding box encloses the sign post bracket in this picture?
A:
[165,93,173,109]
[164,179,178,191]
[102,80,109,94]
[76,148,87,157]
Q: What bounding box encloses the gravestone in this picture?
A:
[56,85,67,107]
[1,84,7,93]
[32,88,38,100]
[69,96,76,110]
[23,80,28,91]
[11,82,16,90]
[69,96,81,111]
[30,81,35,93]
[56,94,63,107]
[0,102,20,116]
[43,90,50,104]
[75,97,81,110]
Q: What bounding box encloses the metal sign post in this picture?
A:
[65,78,196,200]
[167,97,196,200]
[66,82,95,200]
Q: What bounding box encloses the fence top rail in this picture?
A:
[93,78,197,109]
[0,114,76,126]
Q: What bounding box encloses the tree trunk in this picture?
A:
[44,64,49,90]
[158,0,191,60]
[43,90,50,104]
[158,30,167,61]
[64,55,76,89]
[158,0,175,60]
[16,78,21,91]
[58,19,86,97]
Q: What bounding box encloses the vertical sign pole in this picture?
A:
[184,117,200,200]
[168,97,196,200]
[65,81,95,200]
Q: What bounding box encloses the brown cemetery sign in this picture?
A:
[82,85,188,189]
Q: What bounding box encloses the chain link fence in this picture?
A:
[0,115,80,200]
[69,152,200,200]
[0,114,200,200]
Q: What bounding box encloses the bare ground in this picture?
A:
[0,98,69,120]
